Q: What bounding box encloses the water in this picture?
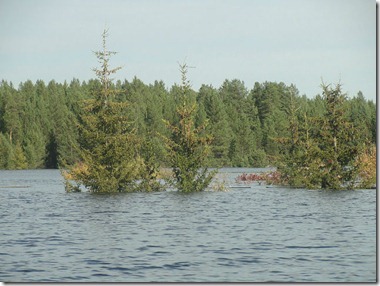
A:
[0,169,376,282]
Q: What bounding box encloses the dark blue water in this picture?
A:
[0,169,376,282]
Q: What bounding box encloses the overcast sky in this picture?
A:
[0,0,376,101]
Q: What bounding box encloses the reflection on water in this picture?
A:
[0,169,376,282]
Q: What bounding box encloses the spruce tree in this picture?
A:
[162,63,216,192]
[317,83,360,189]
[11,142,28,170]
[279,82,361,189]
[199,84,232,166]
[2,82,23,144]
[63,30,143,193]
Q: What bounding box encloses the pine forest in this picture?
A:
[0,77,375,167]
[0,33,376,191]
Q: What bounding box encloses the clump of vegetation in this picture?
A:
[263,171,284,185]
[63,33,216,193]
[209,173,229,192]
[161,63,216,192]
[236,83,375,190]
[236,172,267,182]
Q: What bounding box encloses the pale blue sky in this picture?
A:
[0,0,376,101]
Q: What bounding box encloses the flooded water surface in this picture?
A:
[0,169,376,282]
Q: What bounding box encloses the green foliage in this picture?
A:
[11,142,28,170]
[162,63,216,192]
[0,134,13,169]
[138,135,164,192]
[23,127,46,168]
[279,82,364,190]
[219,80,258,166]
[0,76,375,173]
[199,84,232,166]
[317,83,360,189]
[0,34,375,181]
[63,30,143,193]
[2,82,23,144]
[0,137,28,170]
[355,144,376,189]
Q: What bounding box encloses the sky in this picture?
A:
[0,0,376,101]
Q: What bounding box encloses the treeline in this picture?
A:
[0,77,376,170]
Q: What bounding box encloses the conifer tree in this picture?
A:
[63,30,143,193]
[317,83,360,189]
[199,84,232,166]
[11,142,28,170]
[162,63,216,192]
[0,134,13,169]
[2,82,23,144]
[23,126,46,168]
[279,82,361,189]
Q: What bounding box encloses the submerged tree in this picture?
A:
[279,82,361,190]
[62,30,144,193]
[317,82,361,189]
[162,63,216,192]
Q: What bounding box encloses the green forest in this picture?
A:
[0,30,376,192]
[0,76,375,171]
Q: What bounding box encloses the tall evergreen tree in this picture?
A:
[63,30,143,193]
[317,83,360,189]
[162,63,215,192]
[0,133,13,169]
[2,82,23,144]
[279,82,362,189]
[199,84,232,166]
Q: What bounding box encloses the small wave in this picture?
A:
[105,266,131,272]
[163,261,191,269]
[285,245,337,249]
[92,273,111,277]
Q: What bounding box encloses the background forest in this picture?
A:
[0,78,376,170]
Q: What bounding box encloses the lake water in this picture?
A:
[0,169,376,282]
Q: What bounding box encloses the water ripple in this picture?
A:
[0,169,376,282]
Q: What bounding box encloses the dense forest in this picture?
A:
[0,76,376,171]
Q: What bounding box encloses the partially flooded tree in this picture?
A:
[279,82,361,190]
[62,30,144,193]
[162,63,216,192]
[317,82,360,189]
